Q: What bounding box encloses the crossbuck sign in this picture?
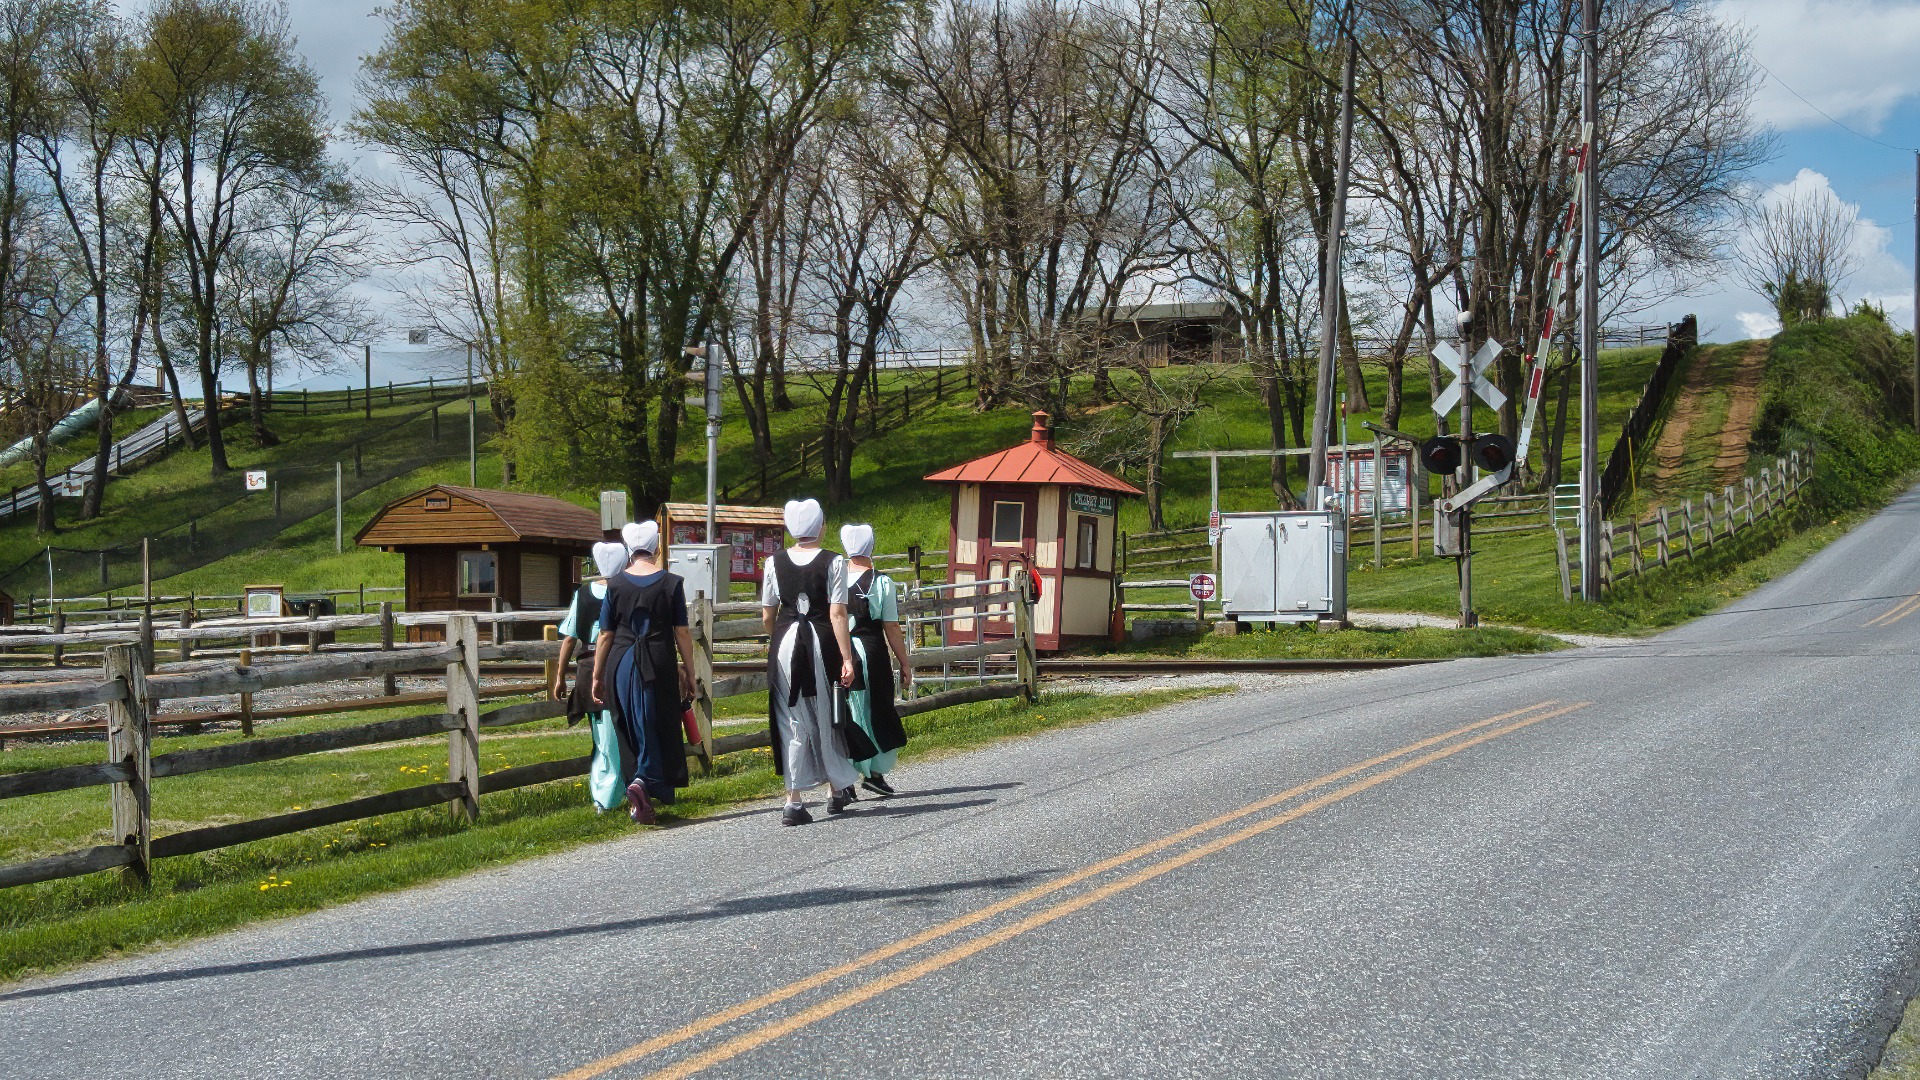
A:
[1431,340,1505,417]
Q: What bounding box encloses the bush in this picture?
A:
[1751,313,1920,513]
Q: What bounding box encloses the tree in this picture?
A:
[1736,183,1859,327]
[124,0,326,475]
[219,171,377,447]
[1066,363,1220,530]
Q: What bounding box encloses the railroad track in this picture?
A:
[711,656,1450,678]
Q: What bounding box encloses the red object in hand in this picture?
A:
[681,703,701,743]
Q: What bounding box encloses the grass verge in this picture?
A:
[0,684,1219,983]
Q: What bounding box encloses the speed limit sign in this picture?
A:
[1189,573,1217,602]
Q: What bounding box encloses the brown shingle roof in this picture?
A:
[356,485,602,548]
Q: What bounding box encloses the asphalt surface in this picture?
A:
[11,489,1920,1078]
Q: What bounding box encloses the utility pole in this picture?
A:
[685,342,720,542]
[1306,37,1358,499]
[1579,0,1602,601]
[1912,151,1917,431]
[466,344,477,486]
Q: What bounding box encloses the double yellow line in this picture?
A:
[556,698,1590,1080]
[1866,592,1920,628]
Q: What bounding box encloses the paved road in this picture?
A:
[11,490,1920,1078]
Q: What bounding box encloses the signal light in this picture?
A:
[1470,432,1516,472]
[1419,435,1461,476]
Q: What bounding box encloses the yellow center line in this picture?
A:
[552,700,1574,1080]
[639,700,1592,1080]
[1867,593,1920,628]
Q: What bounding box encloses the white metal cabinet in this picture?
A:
[1219,511,1345,622]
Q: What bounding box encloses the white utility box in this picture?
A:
[668,543,730,603]
[1218,511,1346,623]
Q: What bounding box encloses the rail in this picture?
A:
[0,589,1040,889]
[1584,450,1810,595]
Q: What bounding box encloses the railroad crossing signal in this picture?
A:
[1432,340,1506,417]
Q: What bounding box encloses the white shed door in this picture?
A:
[521,553,564,608]
[1219,518,1276,615]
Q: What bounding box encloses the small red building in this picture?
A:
[926,412,1141,652]
[662,503,786,586]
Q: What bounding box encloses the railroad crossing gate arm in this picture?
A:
[1438,465,1513,514]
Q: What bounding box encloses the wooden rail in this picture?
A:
[1585,450,1811,594]
[0,587,1041,890]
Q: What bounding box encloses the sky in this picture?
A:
[269,0,1920,386]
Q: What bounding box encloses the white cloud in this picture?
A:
[1712,0,1920,133]
[1736,310,1783,337]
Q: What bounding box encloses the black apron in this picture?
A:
[564,584,600,725]
[849,569,908,756]
[768,548,846,775]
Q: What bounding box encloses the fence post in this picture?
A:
[137,609,154,673]
[490,596,506,645]
[1630,516,1643,577]
[1656,507,1672,566]
[178,609,193,662]
[689,596,715,770]
[1599,521,1615,592]
[444,614,481,821]
[238,647,255,737]
[50,610,63,668]
[1681,500,1696,560]
[307,604,322,654]
[104,643,151,888]
[1013,590,1038,701]
[380,601,398,697]
[1553,526,1572,602]
[1371,435,1384,569]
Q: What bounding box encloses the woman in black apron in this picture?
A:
[592,521,695,825]
[839,523,910,794]
[762,498,859,826]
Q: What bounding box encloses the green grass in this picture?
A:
[1083,624,1565,659]
[0,684,1219,982]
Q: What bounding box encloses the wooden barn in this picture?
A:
[926,412,1142,653]
[356,485,601,641]
[1102,301,1241,367]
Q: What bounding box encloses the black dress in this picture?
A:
[849,569,909,757]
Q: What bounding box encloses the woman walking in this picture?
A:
[840,523,911,795]
[592,520,697,825]
[552,539,632,811]
[763,498,860,826]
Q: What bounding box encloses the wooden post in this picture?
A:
[238,647,254,737]
[490,596,506,646]
[445,614,481,820]
[1371,435,1384,569]
[104,644,150,887]
[1553,526,1572,601]
[1743,477,1756,526]
[689,597,715,769]
[380,601,397,696]
[1599,521,1615,591]
[1630,516,1643,577]
[1410,463,1421,557]
[50,611,63,668]
[178,609,193,662]
[1681,500,1696,560]
[1013,590,1038,702]
[137,608,154,673]
[1656,507,1672,566]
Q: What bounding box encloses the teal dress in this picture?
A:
[847,569,909,776]
[559,581,630,811]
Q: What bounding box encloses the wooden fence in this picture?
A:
[1572,450,1811,596]
[0,589,1037,890]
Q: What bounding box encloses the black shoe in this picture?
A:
[781,804,812,827]
[861,774,896,797]
[828,786,857,814]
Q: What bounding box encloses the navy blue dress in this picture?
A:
[598,569,690,802]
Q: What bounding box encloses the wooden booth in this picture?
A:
[926,412,1141,653]
[357,484,600,641]
[664,502,786,588]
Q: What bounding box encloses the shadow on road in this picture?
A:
[680,782,1022,826]
[0,869,1053,1003]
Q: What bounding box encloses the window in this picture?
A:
[458,551,497,597]
[1076,516,1098,569]
[424,494,451,511]
[991,501,1025,546]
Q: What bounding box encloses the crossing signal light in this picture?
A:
[1470,432,1516,472]
[1419,435,1461,475]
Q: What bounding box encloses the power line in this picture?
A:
[1754,60,1918,154]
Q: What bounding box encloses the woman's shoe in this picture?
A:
[627,780,657,825]
[828,786,857,814]
[782,804,813,827]
[861,774,896,797]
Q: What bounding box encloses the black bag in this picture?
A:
[833,685,881,762]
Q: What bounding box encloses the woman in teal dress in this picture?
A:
[839,523,911,794]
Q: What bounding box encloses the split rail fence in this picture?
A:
[1565,450,1811,597]
[0,583,1036,891]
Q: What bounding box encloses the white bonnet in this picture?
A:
[591,540,628,579]
[783,498,824,539]
[839,523,875,558]
[621,520,660,555]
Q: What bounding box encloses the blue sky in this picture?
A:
[271,0,1920,383]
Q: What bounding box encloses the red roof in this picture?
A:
[925,412,1143,495]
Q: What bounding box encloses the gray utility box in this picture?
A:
[1218,511,1347,623]
[668,543,731,603]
